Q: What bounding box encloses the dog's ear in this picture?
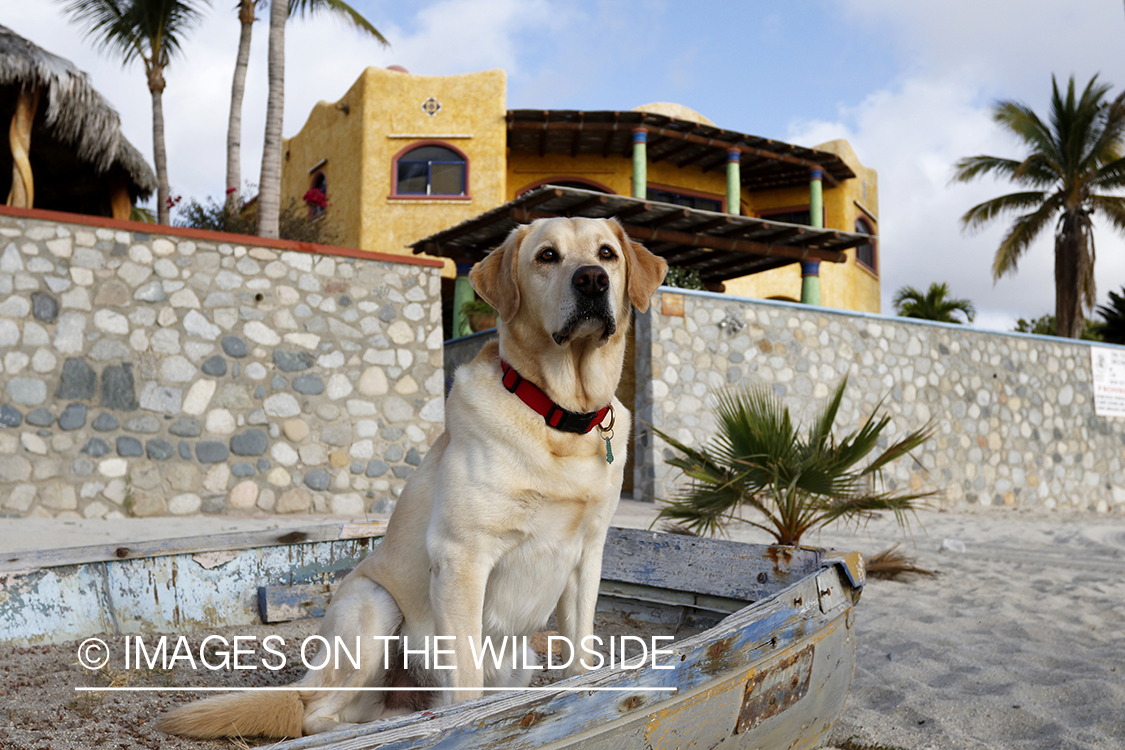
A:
[609,219,668,313]
[470,224,528,322]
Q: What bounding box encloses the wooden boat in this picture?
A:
[0,524,864,749]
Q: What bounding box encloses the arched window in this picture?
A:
[394,143,467,196]
[855,217,877,273]
[305,171,327,219]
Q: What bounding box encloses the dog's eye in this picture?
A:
[537,248,558,263]
[599,245,618,261]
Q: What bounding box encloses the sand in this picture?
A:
[3,506,1124,749]
[804,510,1125,750]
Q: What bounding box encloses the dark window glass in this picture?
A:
[855,218,876,271]
[396,145,465,195]
[761,209,812,226]
[646,188,722,212]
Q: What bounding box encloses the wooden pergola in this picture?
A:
[0,24,155,219]
[412,185,872,284]
[506,109,855,192]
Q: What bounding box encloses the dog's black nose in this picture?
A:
[572,265,609,298]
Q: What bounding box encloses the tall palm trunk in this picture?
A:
[148,66,170,225]
[1054,210,1094,338]
[226,0,255,216]
[257,0,286,239]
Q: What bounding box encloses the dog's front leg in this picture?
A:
[556,542,606,679]
[428,540,490,705]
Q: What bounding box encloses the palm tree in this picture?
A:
[953,75,1125,338]
[224,0,259,216]
[255,0,387,238]
[654,378,935,546]
[59,0,210,225]
[892,282,976,324]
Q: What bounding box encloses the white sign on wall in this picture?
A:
[1090,346,1125,418]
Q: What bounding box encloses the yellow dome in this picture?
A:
[632,102,715,126]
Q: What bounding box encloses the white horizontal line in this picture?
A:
[387,134,473,139]
[75,686,676,693]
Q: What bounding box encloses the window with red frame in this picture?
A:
[305,172,328,218]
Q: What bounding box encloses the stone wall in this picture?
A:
[0,207,444,519]
[634,288,1124,514]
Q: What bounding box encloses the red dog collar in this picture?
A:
[500,359,611,434]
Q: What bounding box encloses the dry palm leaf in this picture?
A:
[866,544,937,581]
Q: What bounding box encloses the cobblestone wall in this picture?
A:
[0,209,444,518]
[635,288,1124,514]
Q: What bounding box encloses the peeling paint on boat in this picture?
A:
[0,536,380,647]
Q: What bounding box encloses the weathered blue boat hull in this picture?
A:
[0,525,863,749]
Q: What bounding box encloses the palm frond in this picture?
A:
[960,191,1050,233]
[951,155,1038,185]
[991,196,1062,279]
[994,100,1061,164]
[654,379,934,546]
[289,0,389,44]
[57,0,145,64]
[1089,194,1125,234]
[1092,155,1125,189]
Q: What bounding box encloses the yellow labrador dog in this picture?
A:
[159,217,667,738]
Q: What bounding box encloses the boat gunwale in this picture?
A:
[274,541,861,750]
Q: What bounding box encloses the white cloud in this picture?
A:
[790,0,1125,330]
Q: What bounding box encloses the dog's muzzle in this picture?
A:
[553,265,616,345]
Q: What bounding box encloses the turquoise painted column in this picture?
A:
[452,261,476,338]
[725,147,741,214]
[800,168,824,306]
[632,128,648,199]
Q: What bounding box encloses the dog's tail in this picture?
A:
[156,689,304,739]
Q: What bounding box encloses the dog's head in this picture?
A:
[470,218,667,347]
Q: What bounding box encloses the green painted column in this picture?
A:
[725,147,741,214]
[800,168,824,306]
[452,261,476,338]
[632,128,647,199]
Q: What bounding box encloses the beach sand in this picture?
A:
[2,506,1123,749]
[803,510,1125,750]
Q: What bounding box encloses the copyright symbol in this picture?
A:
[77,638,109,670]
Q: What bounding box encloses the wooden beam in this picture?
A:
[565,194,609,217]
[642,208,692,229]
[508,121,845,185]
[601,112,620,158]
[676,149,717,170]
[789,230,841,248]
[752,226,806,244]
[537,110,549,157]
[686,215,735,233]
[570,112,584,158]
[613,201,654,221]
[699,152,733,173]
[651,140,696,164]
[698,254,790,279]
[516,209,845,263]
[419,188,564,252]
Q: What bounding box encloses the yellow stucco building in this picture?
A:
[282,66,880,315]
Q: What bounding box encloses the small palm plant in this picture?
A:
[654,378,935,546]
[893,282,976,324]
[1093,287,1125,344]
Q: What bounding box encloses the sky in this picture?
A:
[7,0,1125,331]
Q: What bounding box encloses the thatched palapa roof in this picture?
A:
[0,23,156,207]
